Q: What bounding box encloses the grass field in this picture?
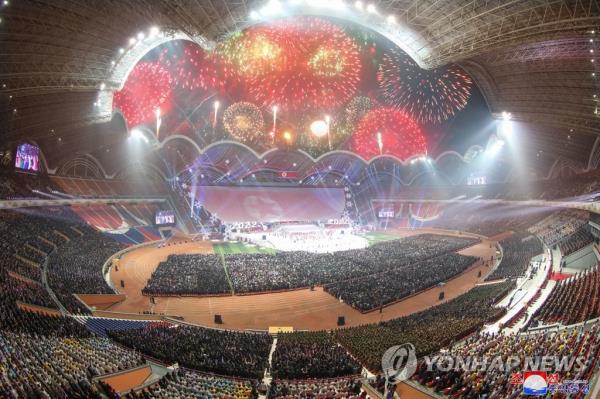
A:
[365,232,400,245]
[213,241,277,256]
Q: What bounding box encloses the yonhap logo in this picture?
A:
[382,343,418,384]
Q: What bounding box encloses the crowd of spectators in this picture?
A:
[269,378,363,399]
[414,325,599,398]
[108,324,272,379]
[326,253,477,311]
[143,235,478,301]
[47,228,122,313]
[1,271,57,309]
[6,259,42,282]
[558,227,595,257]
[528,209,589,247]
[335,281,513,371]
[143,254,231,296]
[485,232,542,281]
[271,332,361,379]
[0,237,148,399]
[0,330,144,398]
[533,265,600,326]
[122,369,260,399]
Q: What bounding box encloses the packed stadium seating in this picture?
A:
[413,325,600,398]
[532,265,600,326]
[143,254,230,296]
[269,377,363,399]
[47,229,122,313]
[79,316,165,337]
[107,324,272,379]
[484,232,542,281]
[1,272,57,309]
[326,253,477,311]
[558,227,595,257]
[335,281,513,371]
[271,332,361,379]
[134,369,259,399]
[0,330,144,398]
[143,235,479,306]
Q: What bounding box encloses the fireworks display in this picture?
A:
[297,114,330,156]
[352,107,428,160]
[344,96,374,129]
[223,102,265,144]
[245,17,362,112]
[159,41,238,93]
[113,62,173,128]
[216,31,286,79]
[115,16,481,153]
[378,48,472,124]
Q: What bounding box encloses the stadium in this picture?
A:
[0,0,599,398]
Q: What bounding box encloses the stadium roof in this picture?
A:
[1,0,599,170]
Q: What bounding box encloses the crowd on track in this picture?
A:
[144,234,480,312]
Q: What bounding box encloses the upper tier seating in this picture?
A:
[485,232,542,281]
[558,227,595,257]
[533,265,600,326]
[529,209,590,247]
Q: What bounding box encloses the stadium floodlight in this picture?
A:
[501,111,512,121]
[129,37,136,45]
[387,15,396,24]
[366,4,376,13]
[355,1,363,10]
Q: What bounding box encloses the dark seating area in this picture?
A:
[533,265,600,326]
[335,281,513,371]
[271,331,362,379]
[485,232,542,281]
[107,324,272,379]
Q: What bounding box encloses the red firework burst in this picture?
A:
[378,48,472,124]
[113,62,173,128]
[159,41,238,93]
[245,17,362,112]
[351,107,428,160]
